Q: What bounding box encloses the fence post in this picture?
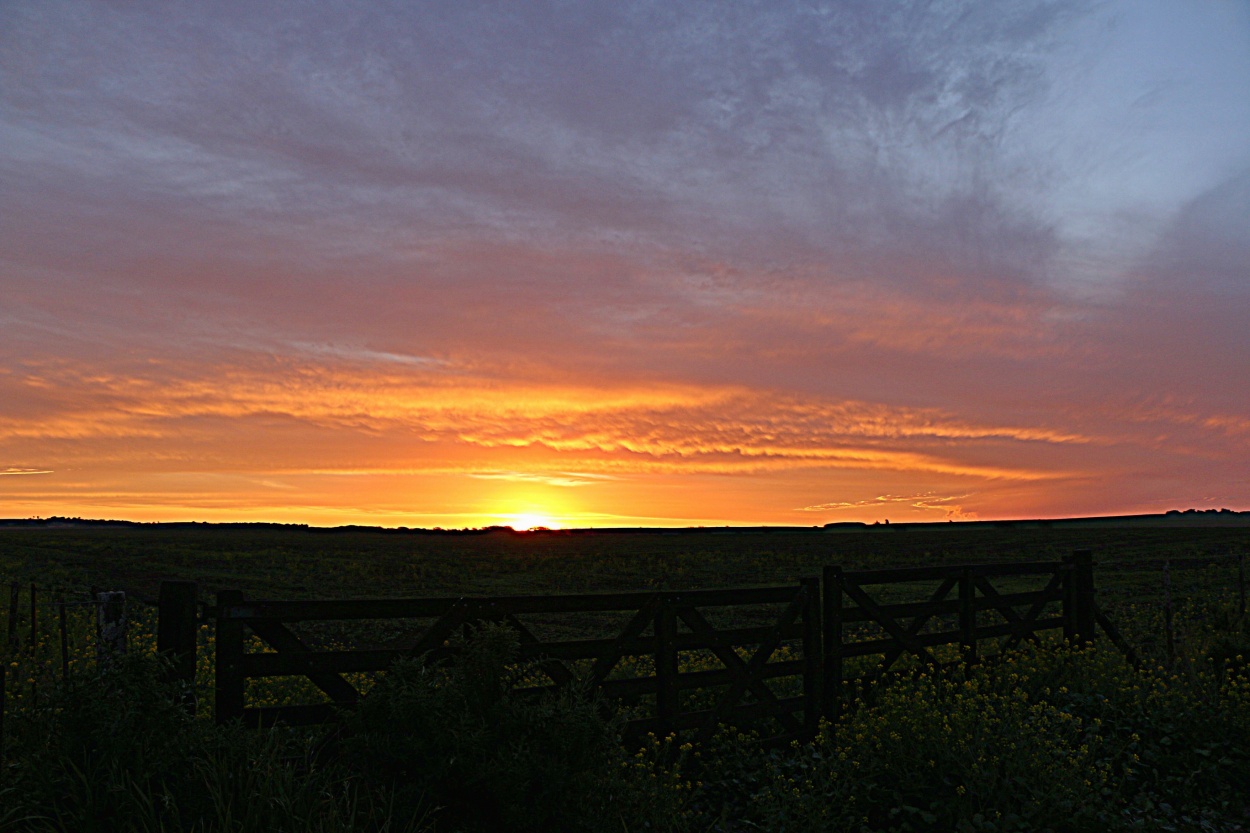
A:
[1070,550,1095,647]
[959,568,977,665]
[95,590,127,670]
[1238,552,1246,623]
[7,583,18,650]
[821,566,843,722]
[158,581,199,713]
[1062,556,1075,643]
[28,584,36,706]
[58,597,69,683]
[28,584,37,656]
[1163,561,1175,669]
[800,577,821,739]
[654,593,678,739]
[215,589,246,724]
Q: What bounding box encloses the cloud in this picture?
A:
[467,471,619,488]
[799,492,976,520]
[288,343,448,369]
[0,467,53,476]
[799,492,971,511]
[0,1,1090,283]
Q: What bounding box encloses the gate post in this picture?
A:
[1065,550,1095,647]
[959,568,977,665]
[654,593,678,739]
[821,566,843,722]
[800,577,821,738]
[95,591,127,670]
[215,589,246,724]
[158,581,199,712]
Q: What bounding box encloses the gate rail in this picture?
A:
[210,581,820,745]
[821,551,1136,717]
[149,550,1138,744]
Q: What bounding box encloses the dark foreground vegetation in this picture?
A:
[1,525,1248,831]
[3,623,1247,832]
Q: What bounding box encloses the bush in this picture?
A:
[4,653,203,830]
[740,658,1110,831]
[340,622,692,833]
[2,654,422,832]
[687,641,1250,832]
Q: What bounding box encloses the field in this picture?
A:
[3,523,1246,649]
[1,523,1248,832]
[2,522,1247,599]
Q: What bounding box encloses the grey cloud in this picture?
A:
[1145,170,1250,295]
[3,0,1245,440]
[1089,171,1250,413]
[1,0,1086,285]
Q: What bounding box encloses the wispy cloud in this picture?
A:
[0,359,1086,480]
[799,493,971,511]
[0,467,53,476]
[289,343,448,369]
[799,493,975,520]
[467,471,619,488]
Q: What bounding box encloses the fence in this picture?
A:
[9,548,1226,747]
[198,581,820,746]
[821,552,1136,717]
[178,550,1137,744]
[1,582,134,754]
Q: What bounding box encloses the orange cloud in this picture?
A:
[0,357,1085,481]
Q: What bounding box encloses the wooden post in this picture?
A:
[215,589,246,724]
[959,568,977,665]
[1238,552,1246,623]
[0,662,5,766]
[654,593,678,739]
[29,584,36,705]
[1163,561,1175,669]
[1062,556,1075,644]
[800,577,821,739]
[28,583,37,656]
[95,591,128,670]
[1069,550,1095,647]
[58,598,69,683]
[821,566,843,722]
[158,581,199,713]
[6,583,18,650]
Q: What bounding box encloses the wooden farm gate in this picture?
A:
[210,580,820,745]
[820,551,1136,716]
[148,551,1137,742]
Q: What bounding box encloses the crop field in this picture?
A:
[1,523,1248,832]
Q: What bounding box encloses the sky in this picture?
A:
[2,0,1248,529]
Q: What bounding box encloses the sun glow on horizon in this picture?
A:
[504,512,563,531]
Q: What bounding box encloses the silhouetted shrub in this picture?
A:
[340,622,691,833]
[3,654,422,832]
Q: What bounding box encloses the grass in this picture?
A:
[2,524,1247,601]
[1,525,1248,830]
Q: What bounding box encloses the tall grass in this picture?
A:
[1,579,1247,831]
[1,653,431,833]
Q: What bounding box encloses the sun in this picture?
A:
[507,512,561,531]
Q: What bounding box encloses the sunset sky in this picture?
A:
[2,1,1248,528]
